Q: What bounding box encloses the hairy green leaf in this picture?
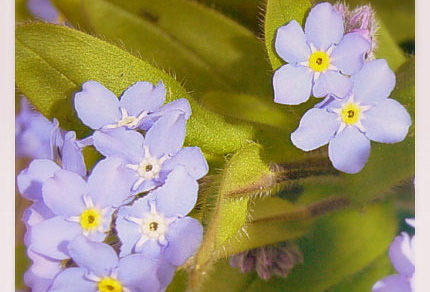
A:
[15,23,253,155]
[53,0,272,96]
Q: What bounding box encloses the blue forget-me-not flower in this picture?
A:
[291,59,411,173]
[273,2,370,105]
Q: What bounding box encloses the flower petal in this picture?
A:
[162,147,209,180]
[26,249,62,281]
[152,166,198,217]
[362,99,411,143]
[118,254,161,292]
[88,157,135,207]
[164,217,203,266]
[30,216,81,259]
[275,20,311,63]
[331,33,370,75]
[27,0,59,23]
[372,274,412,292]
[74,81,121,129]
[93,128,145,163]
[116,200,151,257]
[145,111,186,158]
[61,131,86,177]
[119,81,165,116]
[312,70,353,98]
[17,159,60,201]
[328,126,370,173]
[273,64,313,105]
[352,59,396,104]
[157,262,176,291]
[42,169,87,216]
[389,232,414,277]
[68,235,118,277]
[49,268,95,292]
[304,2,344,51]
[291,108,339,151]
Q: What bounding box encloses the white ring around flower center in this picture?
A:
[104,107,147,130]
[126,146,170,191]
[127,202,176,249]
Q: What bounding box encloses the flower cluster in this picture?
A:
[372,218,415,292]
[273,2,411,173]
[18,81,208,292]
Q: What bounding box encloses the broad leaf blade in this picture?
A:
[15,23,254,155]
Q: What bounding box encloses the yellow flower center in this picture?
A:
[97,277,122,292]
[340,103,360,125]
[79,209,101,231]
[308,51,330,72]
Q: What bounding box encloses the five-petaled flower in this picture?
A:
[273,2,370,105]
[291,59,411,173]
[116,166,203,268]
[74,81,190,132]
[29,158,133,260]
[93,111,208,193]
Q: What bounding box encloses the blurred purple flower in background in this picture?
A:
[230,242,303,280]
[273,2,370,105]
[372,219,415,292]
[291,59,411,173]
[16,97,56,160]
[27,0,60,23]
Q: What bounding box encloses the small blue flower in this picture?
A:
[93,111,208,193]
[16,97,56,160]
[27,0,61,23]
[291,59,411,173]
[74,81,190,132]
[22,201,61,291]
[49,235,161,292]
[273,2,370,105]
[372,219,415,292]
[29,158,134,260]
[116,166,203,267]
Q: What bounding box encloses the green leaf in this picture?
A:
[329,255,393,292]
[264,0,312,70]
[244,202,397,292]
[190,143,271,289]
[201,91,296,130]
[374,20,406,71]
[15,23,254,155]
[341,58,415,204]
[53,0,272,96]
[16,0,31,22]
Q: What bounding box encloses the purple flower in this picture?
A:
[29,158,134,260]
[116,166,203,267]
[74,81,190,132]
[334,2,378,59]
[93,112,208,193]
[291,59,411,173]
[26,0,61,23]
[49,235,161,292]
[273,2,370,105]
[22,201,62,292]
[16,97,56,160]
[372,219,415,292]
[229,242,303,280]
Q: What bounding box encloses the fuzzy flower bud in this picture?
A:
[229,242,303,280]
[334,2,378,59]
